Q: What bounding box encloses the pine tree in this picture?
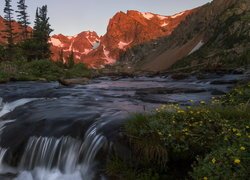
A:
[3,0,14,48]
[58,49,64,63]
[16,0,30,39]
[68,51,75,68]
[32,5,53,59]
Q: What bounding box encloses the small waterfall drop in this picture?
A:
[0,147,14,174]
[19,136,82,172]
[16,123,108,180]
[80,123,107,179]
[0,147,7,168]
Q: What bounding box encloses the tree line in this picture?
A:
[1,0,53,61]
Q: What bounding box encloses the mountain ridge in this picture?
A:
[117,0,250,72]
[48,9,193,68]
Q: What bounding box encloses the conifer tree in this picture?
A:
[32,5,53,59]
[58,49,64,63]
[16,0,30,39]
[3,0,14,48]
[68,51,75,68]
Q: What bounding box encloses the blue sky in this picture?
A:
[0,0,212,36]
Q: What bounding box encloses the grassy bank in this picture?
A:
[107,83,250,179]
[0,59,91,82]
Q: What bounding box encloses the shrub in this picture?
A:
[64,63,90,78]
[115,83,250,179]
[23,59,63,81]
[191,143,250,180]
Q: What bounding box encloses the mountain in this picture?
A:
[0,16,32,44]
[49,31,100,64]
[50,10,193,68]
[118,0,250,72]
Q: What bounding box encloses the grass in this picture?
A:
[106,83,250,179]
[0,59,91,82]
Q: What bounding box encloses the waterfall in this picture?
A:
[80,123,107,178]
[16,123,108,180]
[19,136,82,172]
[0,120,16,143]
[0,147,7,167]
[0,98,39,118]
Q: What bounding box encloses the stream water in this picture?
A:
[0,74,247,180]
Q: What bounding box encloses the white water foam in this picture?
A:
[0,147,16,174]
[0,147,7,169]
[0,98,39,118]
[15,123,108,180]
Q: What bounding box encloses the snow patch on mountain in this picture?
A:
[161,22,169,27]
[92,41,100,49]
[75,55,81,59]
[49,38,64,47]
[171,12,185,18]
[103,46,116,64]
[67,36,74,40]
[157,15,167,20]
[118,41,132,50]
[68,39,75,51]
[83,49,92,55]
[141,12,154,20]
[188,40,204,55]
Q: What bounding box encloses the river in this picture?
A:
[0,73,247,180]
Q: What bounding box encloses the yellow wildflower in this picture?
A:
[200,101,206,104]
[212,158,216,164]
[236,133,241,137]
[203,177,208,180]
[177,110,185,114]
[234,159,240,164]
[240,146,246,151]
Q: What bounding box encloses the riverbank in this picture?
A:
[107,82,250,179]
[1,59,250,85]
[0,59,91,83]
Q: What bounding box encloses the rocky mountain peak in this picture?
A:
[49,9,192,68]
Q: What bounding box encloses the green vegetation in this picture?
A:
[171,5,250,72]
[0,59,91,82]
[107,83,250,179]
[0,2,91,82]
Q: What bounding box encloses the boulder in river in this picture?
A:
[210,79,239,85]
[171,73,189,80]
[136,87,206,95]
[58,78,90,86]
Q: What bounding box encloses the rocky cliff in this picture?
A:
[49,10,193,68]
[118,0,250,72]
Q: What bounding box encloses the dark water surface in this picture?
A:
[0,74,246,180]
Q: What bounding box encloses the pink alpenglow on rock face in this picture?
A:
[0,8,193,68]
[48,9,193,68]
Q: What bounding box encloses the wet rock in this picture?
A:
[136,87,206,95]
[232,68,245,75]
[211,89,226,95]
[196,73,222,80]
[58,78,90,86]
[210,79,239,85]
[171,73,189,80]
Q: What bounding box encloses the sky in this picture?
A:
[0,0,212,36]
